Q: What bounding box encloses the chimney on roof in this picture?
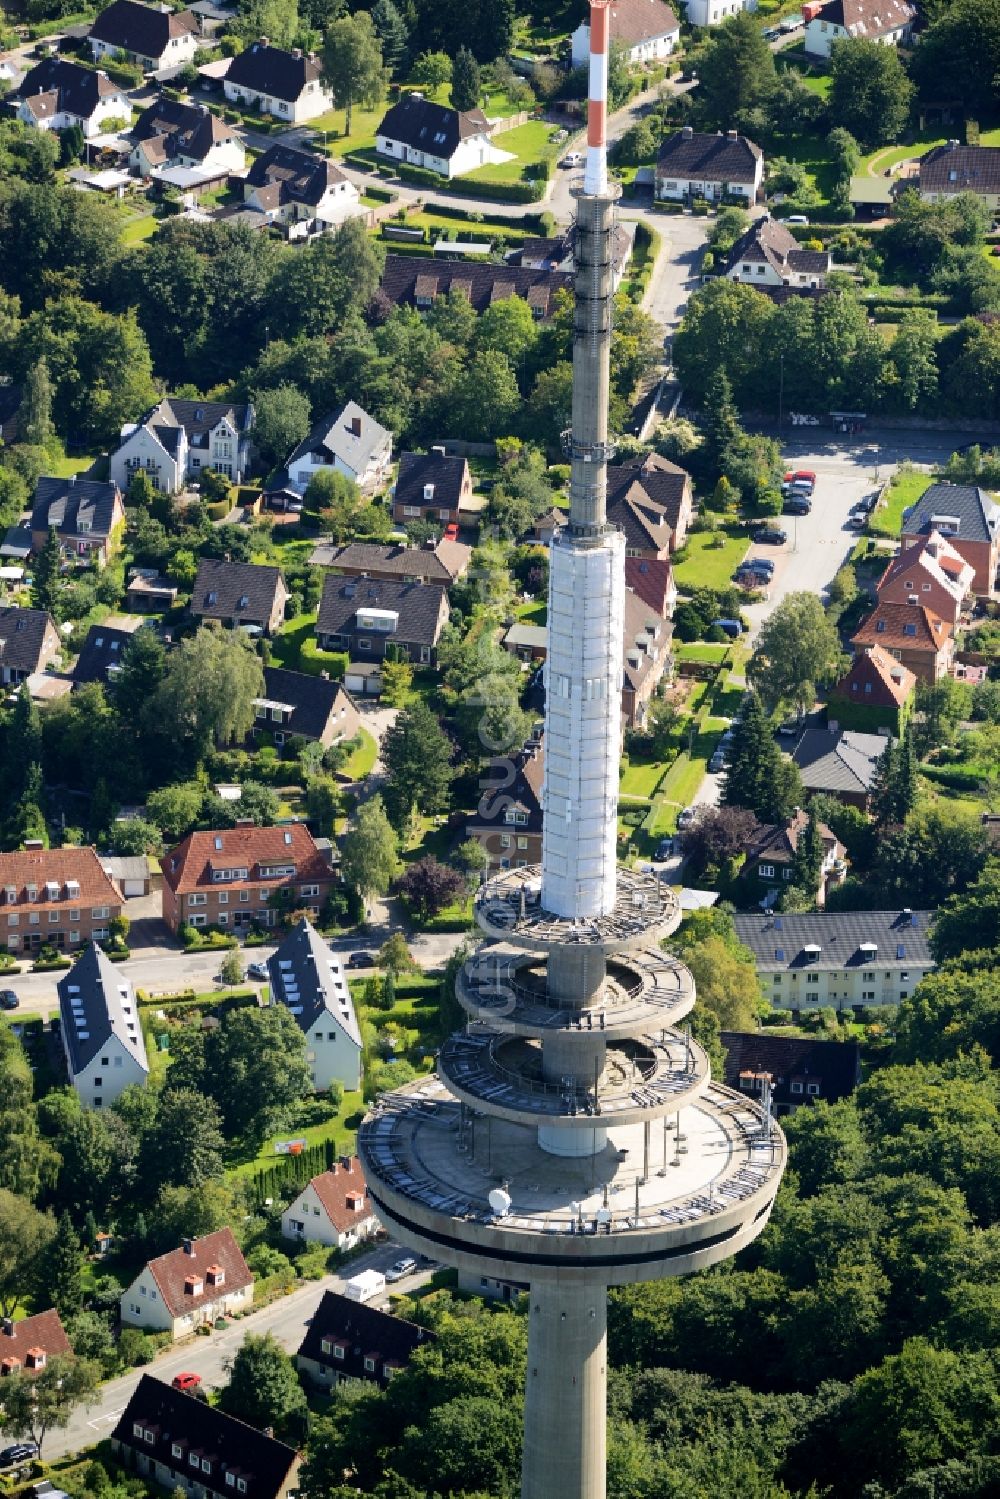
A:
[258,34,270,46]
[183,1238,194,1255]
[291,46,302,57]
[681,125,693,140]
[727,129,738,139]
[24,839,43,851]
[350,415,362,437]
[1,1318,13,1337]
[339,1154,353,1171]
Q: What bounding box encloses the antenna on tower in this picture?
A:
[584,0,612,197]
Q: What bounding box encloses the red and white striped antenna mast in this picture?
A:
[584,0,613,196]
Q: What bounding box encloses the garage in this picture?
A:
[345,664,383,697]
[100,856,150,899]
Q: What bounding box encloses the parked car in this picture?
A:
[709,748,727,773]
[348,950,375,969]
[783,496,812,515]
[752,527,787,546]
[778,717,803,738]
[0,989,18,1010]
[676,807,696,829]
[654,838,674,860]
[561,151,583,168]
[762,24,781,38]
[442,523,460,542]
[246,961,268,981]
[783,470,816,487]
[744,556,775,573]
[714,617,744,638]
[1,1445,39,1467]
[386,1257,418,1282]
[171,1372,202,1392]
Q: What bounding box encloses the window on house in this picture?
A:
[806,1083,820,1096]
[759,864,775,878]
[790,1081,804,1095]
[172,1444,184,1460]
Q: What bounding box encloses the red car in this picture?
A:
[172,1372,202,1392]
[442,523,460,542]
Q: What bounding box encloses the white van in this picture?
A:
[343,1269,386,1303]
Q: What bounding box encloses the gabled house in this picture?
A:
[89,0,199,72]
[571,0,679,64]
[851,599,954,684]
[684,0,756,24]
[269,402,392,501]
[0,1310,71,1378]
[375,94,500,178]
[721,1031,862,1116]
[112,1375,300,1499]
[162,823,336,933]
[656,126,763,204]
[919,142,1000,212]
[0,606,61,685]
[296,1290,433,1390]
[828,646,915,734]
[243,144,360,233]
[31,476,126,567]
[16,57,128,138]
[316,576,450,675]
[621,588,673,728]
[380,253,572,320]
[121,1230,253,1338]
[190,558,288,635]
[281,1157,375,1247]
[466,738,545,869]
[392,450,471,527]
[805,0,916,60]
[519,222,636,290]
[900,482,1000,597]
[268,919,361,1092]
[625,556,677,617]
[58,942,149,1109]
[740,809,846,908]
[72,623,140,688]
[876,529,975,625]
[313,538,472,585]
[110,396,254,492]
[791,725,888,809]
[224,39,332,122]
[131,96,246,176]
[0,845,122,956]
[252,667,360,750]
[607,454,693,555]
[725,215,830,289]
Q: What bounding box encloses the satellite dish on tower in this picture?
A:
[596,1207,612,1227]
[489,1187,512,1218]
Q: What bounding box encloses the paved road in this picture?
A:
[43,1244,433,1461]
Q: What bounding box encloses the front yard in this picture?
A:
[672,528,749,591]
[463,120,562,186]
[869,469,933,538]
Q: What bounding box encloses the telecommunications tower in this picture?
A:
[358,7,786,1496]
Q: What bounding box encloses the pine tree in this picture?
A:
[702,367,743,479]
[22,357,54,452]
[722,691,773,817]
[791,811,824,900]
[870,738,898,828]
[371,0,408,75]
[9,687,42,798]
[896,722,918,822]
[45,1212,86,1317]
[451,46,481,112]
[84,1210,98,1251]
[31,527,61,614]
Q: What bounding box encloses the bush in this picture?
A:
[118,1328,155,1367]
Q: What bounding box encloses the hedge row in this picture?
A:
[245,1138,343,1207]
[920,764,986,792]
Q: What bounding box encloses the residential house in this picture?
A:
[720,1031,862,1116]
[121,1230,253,1337]
[724,215,831,289]
[16,58,129,138]
[380,253,573,320]
[621,588,673,728]
[571,0,680,65]
[89,0,199,71]
[851,600,954,683]
[502,621,549,663]
[607,455,693,556]
[111,1375,299,1499]
[190,558,288,635]
[0,606,60,685]
[130,96,246,176]
[827,646,915,734]
[126,569,178,612]
[733,908,935,1012]
[684,0,757,24]
[876,529,975,625]
[31,476,126,567]
[625,556,677,617]
[110,395,254,492]
[72,623,140,688]
[296,1290,434,1390]
[740,809,846,908]
[268,920,362,1092]
[519,222,636,290]
[392,450,472,527]
[223,40,332,122]
[791,725,889,809]
[900,482,1000,597]
[243,144,361,233]
[0,845,123,957]
[804,0,916,60]
[252,667,361,750]
[375,94,500,178]
[161,823,336,933]
[465,738,545,869]
[919,142,1000,212]
[316,576,450,676]
[312,538,472,585]
[268,403,392,501]
[281,1158,376,1247]
[0,1310,71,1377]
[656,126,763,203]
[58,942,149,1109]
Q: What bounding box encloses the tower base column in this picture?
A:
[521,1280,607,1499]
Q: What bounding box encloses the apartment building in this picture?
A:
[0,845,122,956]
[161,824,336,933]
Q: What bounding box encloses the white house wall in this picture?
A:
[110,426,184,494]
[304,1013,362,1093]
[280,1180,377,1249]
[67,1033,148,1110]
[570,21,678,66]
[223,77,332,122]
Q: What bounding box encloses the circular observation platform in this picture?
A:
[359,1076,786,1286]
[455,946,696,1041]
[437,1027,709,1129]
[475,865,681,953]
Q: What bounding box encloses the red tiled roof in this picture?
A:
[162,824,330,896]
[0,1310,71,1373]
[852,601,952,654]
[0,846,122,912]
[304,1159,377,1234]
[832,645,915,708]
[625,556,675,615]
[146,1229,252,1318]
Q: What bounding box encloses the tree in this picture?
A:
[829,36,914,148]
[670,927,762,1031]
[167,1005,312,1147]
[380,702,452,830]
[149,628,264,764]
[380,658,413,706]
[412,50,451,93]
[476,0,514,61]
[397,856,465,920]
[0,1188,54,1315]
[21,354,54,451]
[450,46,480,112]
[145,781,204,842]
[252,384,311,470]
[304,775,342,838]
[748,592,848,718]
[679,804,759,879]
[453,837,489,887]
[340,795,398,910]
[220,1333,308,1441]
[912,0,1000,118]
[892,313,939,410]
[931,859,1000,962]
[322,12,388,136]
[137,1088,225,1197]
[914,675,972,755]
[701,367,743,479]
[0,1355,99,1454]
[219,948,245,987]
[378,931,417,973]
[790,810,824,900]
[694,11,777,131]
[266,221,384,341]
[31,526,61,614]
[722,690,802,823]
[42,1212,85,1317]
[306,468,363,539]
[371,0,408,74]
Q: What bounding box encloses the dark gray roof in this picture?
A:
[32,476,121,540]
[246,142,348,205]
[657,128,762,184]
[276,402,391,487]
[226,40,322,102]
[920,143,1000,195]
[317,575,448,647]
[267,918,361,1045]
[318,538,470,583]
[191,558,285,625]
[17,56,122,118]
[72,625,136,687]
[0,606,57,674]
[257,666,353,741]
[720,1030,861,1105]
[380,253,572,319]
[395,450,467,513]
[732,909,934,972]
[132,96,239,162]
[791,727,887,796]
[157,396,252,443]
[58,942,149,1076]
[89,0,197,57]
[377,95,490,158]
[150,422,185,457]
[902,482,1000,545]
[296,1289,434,1381]
[725,215,829,277]
[112,1376,298,1499]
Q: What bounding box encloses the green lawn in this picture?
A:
[312,102,387,157]
[516,599,547,624]
[46,446,102,478]
[120,214,159,245]
[464,120,561,186]
[271,611,318,669]
[620,758,668,798]
[342,727,378,781]
[672,530,748,591]
[400,209,531,245]
[675,643,731,665]
[228,1089,366,1177]
[869,470,934,538]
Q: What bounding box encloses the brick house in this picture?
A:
[876,530,975,625]
[721,1032,862,1116]
[190,559,289,635]
[900,483,1000,598]
[296,1290,434,1390]
[606,454,693,556]
[120,1230,253,1339]
[31,476,126,567]
[620,589,673,729]
[161,824,336,934]
[465,739,545,869]
[251,667,361,751]
[740,809,847,908]
[280,1158,377,1248]
[380,253,573,320]
[316,576,450,669]
[828,646,915,735]
[392,450,472,527]
[0,845,122,957]
[0,1310,71,1377]
[851,600,954,684]
[0,606,61,685]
